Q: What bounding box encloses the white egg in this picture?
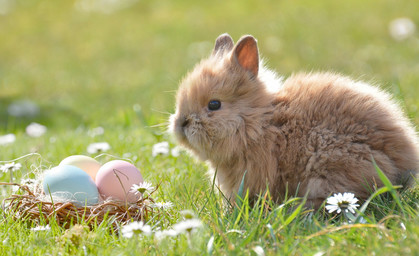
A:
[59,155,101,181]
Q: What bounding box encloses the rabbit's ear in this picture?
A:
[232,35,259,77]
[213,33,234,56]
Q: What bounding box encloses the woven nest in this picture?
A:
[1,182,158,229]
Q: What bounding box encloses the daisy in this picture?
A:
[172,219,202,234]
[154,229,178,241]
[26,122,47,137]
[325,192,360,214]
[130,181,155,195]
[87,142,111,154]
[0,162,22,172]
[121,221,152,238]
[152,201,174,210]
[152,142,169,157]
[171,146,182,157]
[180,209,196,220]
[0,134,16,146]
[389,17,416,41]
[31,224,51,231]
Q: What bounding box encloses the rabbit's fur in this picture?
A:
[170,33,418,207]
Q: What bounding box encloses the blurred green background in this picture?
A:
[0,0,418,159]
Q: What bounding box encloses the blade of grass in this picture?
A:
[372,157,405,215]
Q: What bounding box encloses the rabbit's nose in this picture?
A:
[176,116,189,129]
[182,119,189,128]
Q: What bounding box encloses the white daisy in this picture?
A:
[170,146,182,157]
[325,192,360,214]
[25,122,47,137]
[0,162,22,172]
[154,229,178,241]
[152,141,169,157]
[389,17,416,41]
[172,219,202,234]
[31,224,51,231]
[0,134,16,146]
[121,221,152,238]
[87,142,111,154]
[152,201,174,210]
[180,209,196,220]
[130,181,155,195]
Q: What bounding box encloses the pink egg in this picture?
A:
[95,160,143,202]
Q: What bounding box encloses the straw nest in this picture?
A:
[1,182,157,229]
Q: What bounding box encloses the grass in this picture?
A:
[1,0,419,255]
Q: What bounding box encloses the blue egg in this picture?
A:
[43,165,99,206]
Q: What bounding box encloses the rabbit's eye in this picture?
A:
[208,100,221,111]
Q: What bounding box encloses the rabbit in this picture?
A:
[169,33,419,208]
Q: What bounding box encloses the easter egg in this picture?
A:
[59,155,101,181]
[43,165,99,206]
[95,160,143,202]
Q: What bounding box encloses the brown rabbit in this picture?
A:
[170,33,419,207]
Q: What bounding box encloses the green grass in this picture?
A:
[1,0,419,255]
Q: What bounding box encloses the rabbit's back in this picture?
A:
[271,72,418,203]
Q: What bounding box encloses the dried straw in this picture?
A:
[1,182,157,229]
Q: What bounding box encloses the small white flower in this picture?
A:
[0,134,16,146]
[389,17,416,41]
[171,146,182,157]
[252,245,265,256]
[152,141,169,157]
[172,219,202,234]
[121,221,152,238]
[87,142,111,154]
[152,201,174,210]
[130,181,155,195]
[154,229,178,241]
[26,122,47,137]
[31,224,50,231]
[325,192,360,214]
[180,209,196,220]
[0,162,22,172]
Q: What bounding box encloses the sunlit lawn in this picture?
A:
[1,0,419,255]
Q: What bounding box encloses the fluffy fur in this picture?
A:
[170,33,419,207]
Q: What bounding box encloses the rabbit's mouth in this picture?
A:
[170,113,212,158]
